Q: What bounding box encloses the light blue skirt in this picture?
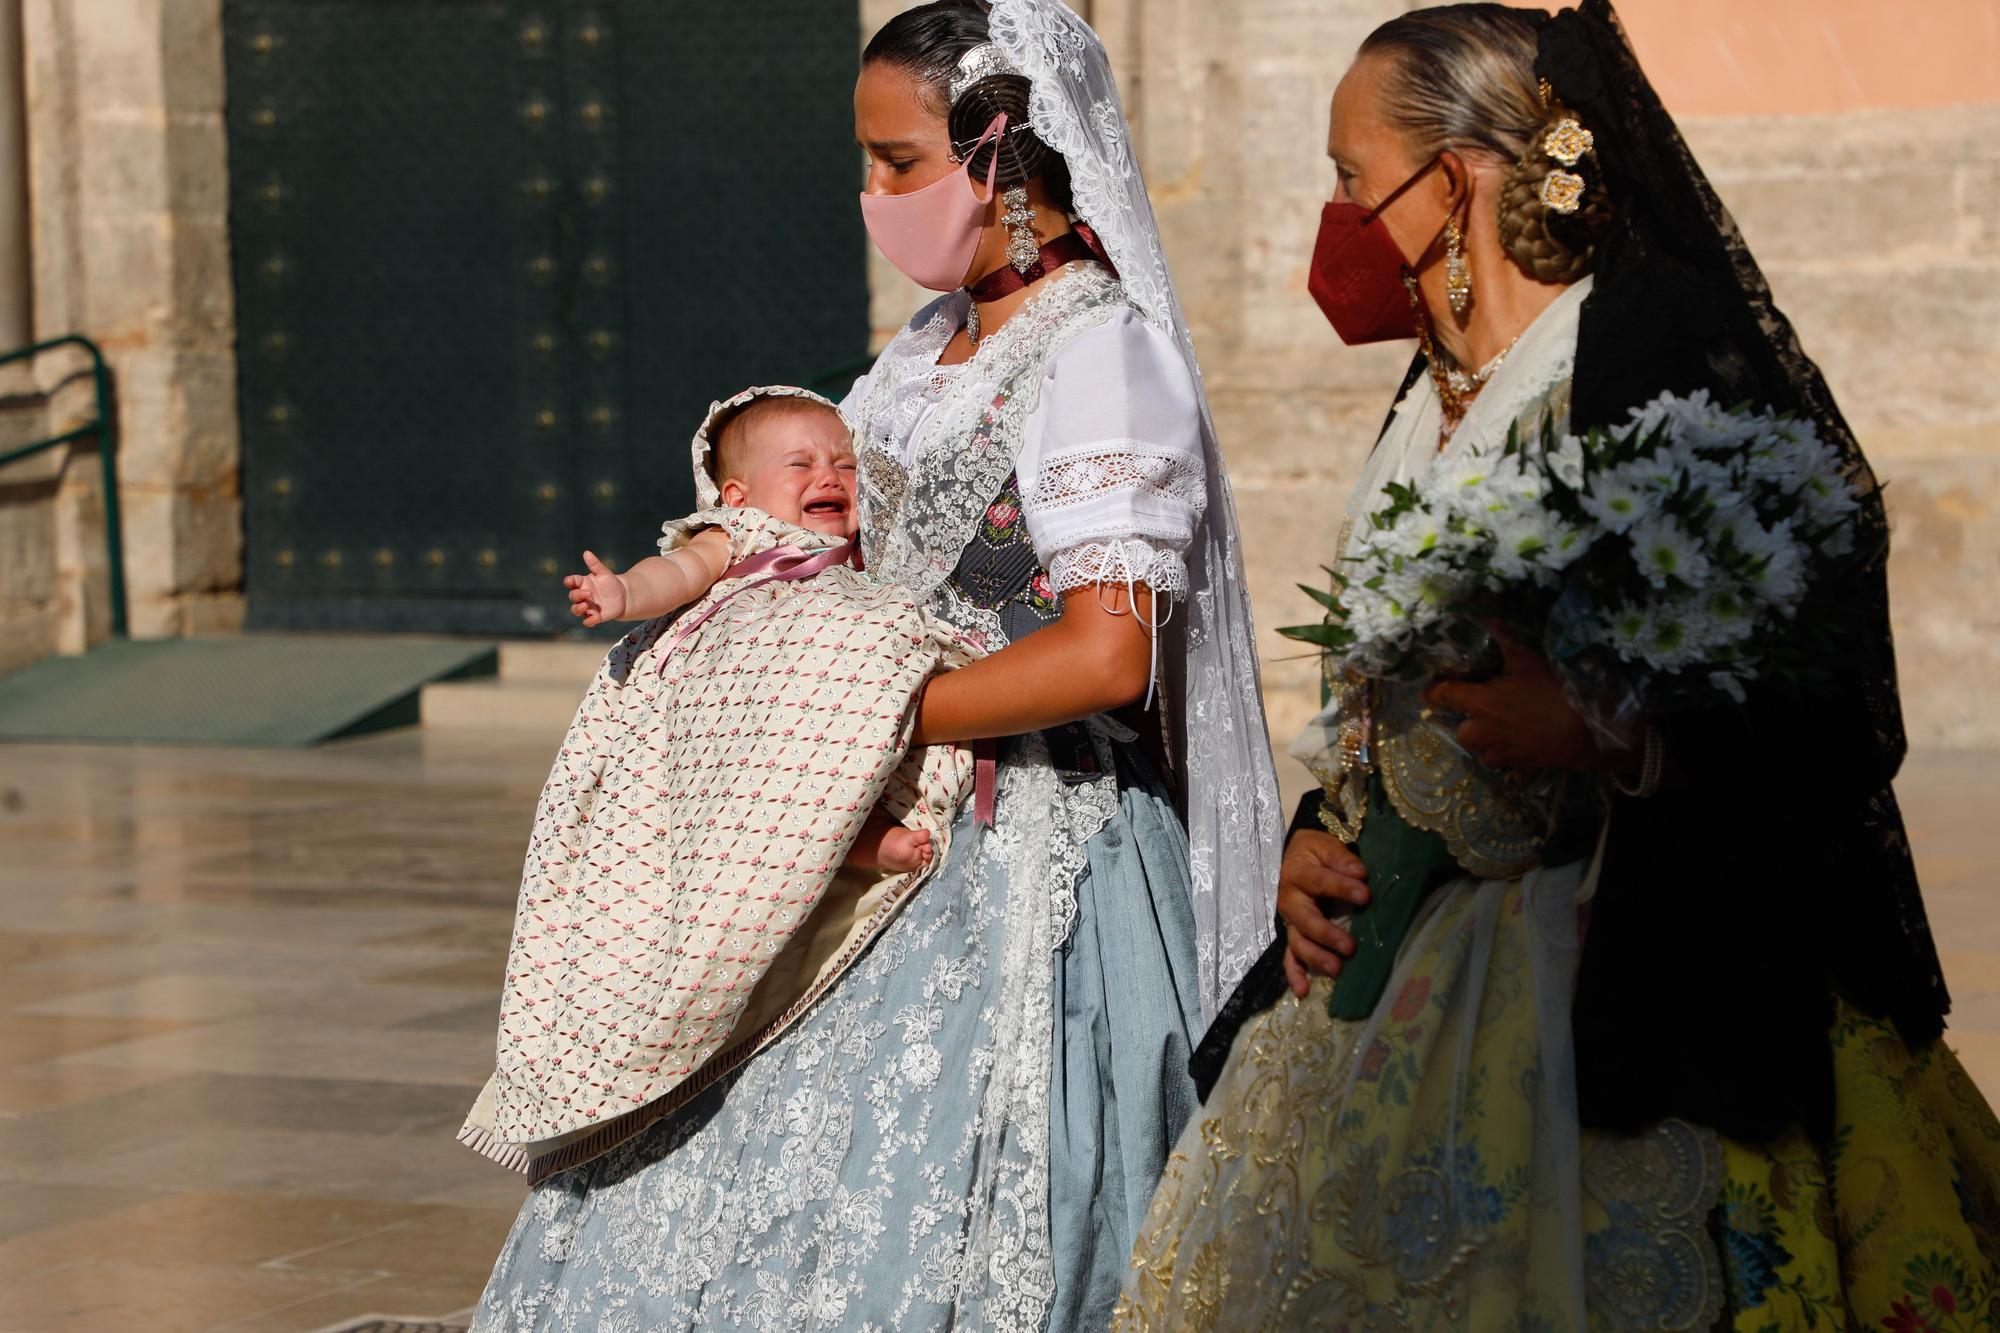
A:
[473,749,1201,1332]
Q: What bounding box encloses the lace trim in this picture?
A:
[1375,684,1547,882]
[1047,538,1188,598]
[1029,439,1206,518]
[1580,1119,1728,1329]
[955,735,1117,1330]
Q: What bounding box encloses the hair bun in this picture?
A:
[1498,100,1613,284]
[948,73,1062,191]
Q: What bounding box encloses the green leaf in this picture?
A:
[1278,622,1354,649]
[1297,582,1345,615]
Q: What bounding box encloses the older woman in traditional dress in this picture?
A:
[1117,4,2000,1329]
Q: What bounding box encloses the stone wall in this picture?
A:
[4,0,1992,758]
[8,0,241,665]
[855,0,2000,762]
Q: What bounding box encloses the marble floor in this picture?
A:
[0,729,1996,1331]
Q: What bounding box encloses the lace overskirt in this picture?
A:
[1115,864,1729,1332]
[474,755,1200,1333]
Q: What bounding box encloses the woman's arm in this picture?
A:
[911,582,1156,745]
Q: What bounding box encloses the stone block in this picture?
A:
[169,215,236,347]
[169,486,242,592]
[0,393,57,481]
[1881,453,2000,748]
[75,215,173,335]
[1241,0,1401,58]
[164,114,229,219]
[165,346,240,490]
[0,479,58,600]
[67,0,169,116]
[0,603,59,675]
[1763,262,2000,435]
[178,589,243,636]
[117,484,177,610]
[1965,165,2000,258]
[160,0,224,117]
[76,112,169,218]
[1711,168,1962,268]
[101,345,177,487]
[53,448,111,653]
[1208,386,1389,485]
[1679,106,2000,181]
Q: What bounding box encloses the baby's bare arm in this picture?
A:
[614,529,733,622]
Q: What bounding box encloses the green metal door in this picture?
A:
[225,1,868,634]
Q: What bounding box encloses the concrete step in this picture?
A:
[496,640,610,684]
[420,677,582,734]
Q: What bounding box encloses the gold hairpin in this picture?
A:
[1543,118,1595,167]
[1540,170,1586,214]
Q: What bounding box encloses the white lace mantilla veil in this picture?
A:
[990,0,1283,1016]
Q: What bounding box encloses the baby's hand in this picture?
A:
[564,550,627,626]
[876,826,934,873]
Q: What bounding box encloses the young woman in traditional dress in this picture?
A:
[1116,4,2000,1329]
[472,2,1281,1328]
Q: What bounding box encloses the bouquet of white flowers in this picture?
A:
[1285,389,1865,718]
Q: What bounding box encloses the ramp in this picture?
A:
[0,636,497,746]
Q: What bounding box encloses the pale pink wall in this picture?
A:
[1613,0,1999,117]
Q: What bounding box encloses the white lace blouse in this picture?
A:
[843,301,1207,598]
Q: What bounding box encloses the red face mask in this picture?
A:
[1308,157,1445,345]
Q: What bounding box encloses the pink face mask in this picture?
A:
[859,114,1007,292]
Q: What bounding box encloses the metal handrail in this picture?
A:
[0,335,125,636]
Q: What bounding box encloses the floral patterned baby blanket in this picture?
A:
[460,505,976,1181]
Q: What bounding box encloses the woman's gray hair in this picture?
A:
[1360,5,1611,287]
[1358,4,1548,166]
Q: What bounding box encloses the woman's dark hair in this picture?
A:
[863,1,1072,209]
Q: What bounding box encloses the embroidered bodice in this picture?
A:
[844,266,1205,644]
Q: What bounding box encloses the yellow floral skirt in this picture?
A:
[1113,872,2000,1332]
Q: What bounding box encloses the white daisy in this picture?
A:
[1578,461,1658,534]
[1628,514,1713,590]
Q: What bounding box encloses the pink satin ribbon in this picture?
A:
[652,540,855,674]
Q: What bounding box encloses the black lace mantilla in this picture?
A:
[1542,0,1945,1143]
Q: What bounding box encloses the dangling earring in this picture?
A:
[1444,216,1472,317]
[1002,187,1040,275]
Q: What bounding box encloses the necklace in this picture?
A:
[964,226,1111,347]
[1405,277,1466,444]
[1442,333,1521,396]
[1404,276,1526,447]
